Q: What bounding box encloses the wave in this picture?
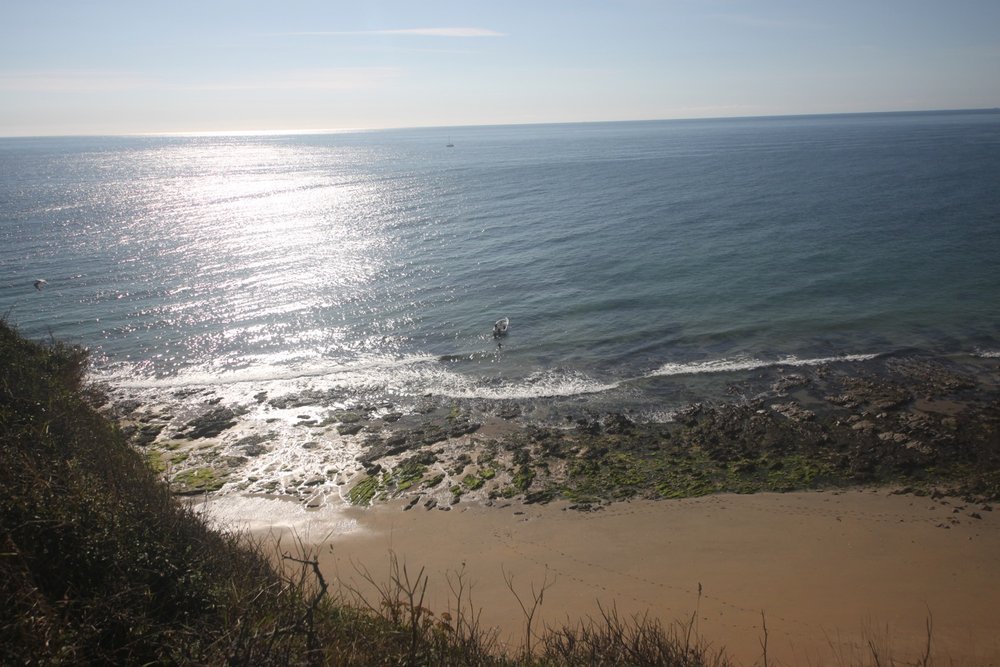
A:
[96,349,888,407]
[646,353,880,378]
[426,369,620,400]
[93,352,619,403]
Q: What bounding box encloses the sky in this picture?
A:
[1,0,999,136]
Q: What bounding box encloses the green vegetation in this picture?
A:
[347,475,379,505]
[390,456,429,492]
[559,444,841,502]
[462,473,485,491]
[422,472,446,489]
[0,320,735,666]
[1,321,282,664]
[348,456,435,504]
[0,321,963,665]
[512,465,535,492]
[172,466,226,495]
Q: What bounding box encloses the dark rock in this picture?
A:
[497,402,521,419]
[420,426,448,446]
[184,407,237,439]
[132,423,164,446]
[772,374,808,394]
[384,433,408,452]
[235,433,271,446]
[115,399,143,416]
[771,402,815,422]
[449,419,482,437]
[604,413,636,435]
[337,422,364,436]
[524,489,556,504]
[172,388,204,399]
[409,451,438,466]
[268,389,344,409]
[415,400,438,414]
[335,411,363,424]
[675,403,703,426]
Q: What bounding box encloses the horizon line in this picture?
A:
[2,106,997,140]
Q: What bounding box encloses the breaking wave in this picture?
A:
[647,353,880,378]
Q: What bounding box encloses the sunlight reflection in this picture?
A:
[126,137,394,366]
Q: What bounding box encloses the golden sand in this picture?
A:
[220,489,1000,666]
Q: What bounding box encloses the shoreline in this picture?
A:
[117,350,1000,509]
[142,349,1000,664]
[194,488,1000,666]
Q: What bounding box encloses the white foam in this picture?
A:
[97,355,341,390]
[647,353,879,378]
[429,369,621,400]
[99,351,624,403]
[193,494,361,539]
[973,349,1000,359]
[97,347,885,409]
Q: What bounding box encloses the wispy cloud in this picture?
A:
[278,27,506,38]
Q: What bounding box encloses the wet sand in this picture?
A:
[226,489,1000,666]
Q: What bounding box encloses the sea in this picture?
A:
[2,110,1000,503]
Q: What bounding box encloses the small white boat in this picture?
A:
[493,317,509,337]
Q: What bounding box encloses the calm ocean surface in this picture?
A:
[3,110,1000,420]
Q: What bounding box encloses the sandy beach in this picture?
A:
[180,353,1000,665]
[213,489,1000,666]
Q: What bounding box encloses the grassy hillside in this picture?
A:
[0,320,735,666]
[0,321,287,663]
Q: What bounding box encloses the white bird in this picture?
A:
[33,279,48,290]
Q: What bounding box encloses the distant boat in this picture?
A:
[493,317,509,337]
[446,136,454,148]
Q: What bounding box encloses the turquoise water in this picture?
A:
[2,110,1000,415]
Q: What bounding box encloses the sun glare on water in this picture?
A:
[128,137,394,365]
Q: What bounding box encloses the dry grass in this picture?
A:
[0,320,956,666]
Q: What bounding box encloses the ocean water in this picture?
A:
[3,110,1000,423]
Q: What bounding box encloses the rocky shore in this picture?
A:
[111,351,1000,512]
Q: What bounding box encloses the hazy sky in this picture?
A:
[2,0,998,136]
